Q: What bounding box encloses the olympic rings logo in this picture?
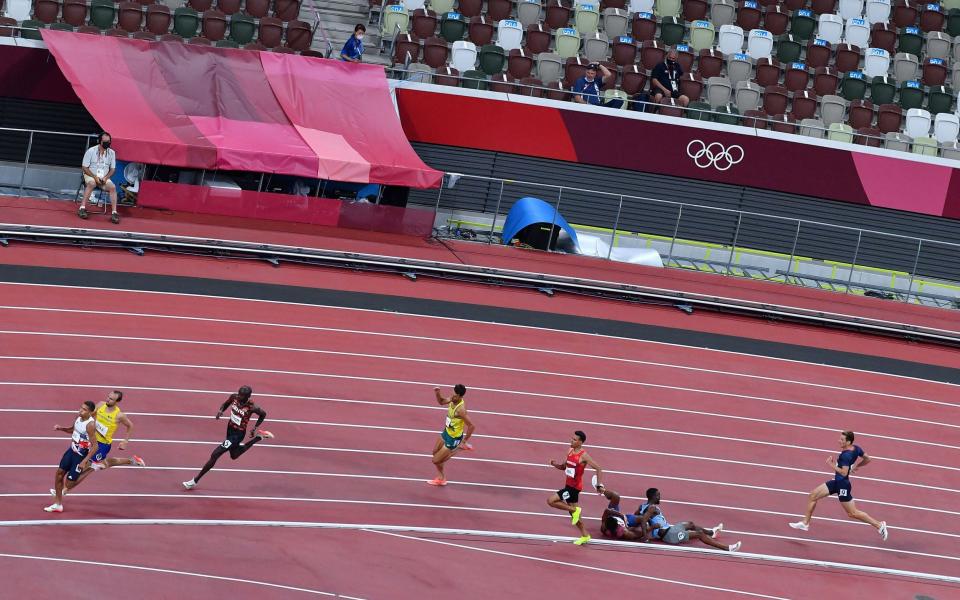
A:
[686,140,745,171]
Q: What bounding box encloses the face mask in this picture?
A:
[356,34,364,41]
[101,141,111,149]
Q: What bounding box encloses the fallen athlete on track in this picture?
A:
[638,487,741,552]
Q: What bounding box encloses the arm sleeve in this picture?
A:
[109,151,116,169]
[82,148,92,169]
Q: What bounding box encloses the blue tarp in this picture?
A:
[500,196,579,249]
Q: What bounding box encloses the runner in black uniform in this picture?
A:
[182,386,274,489]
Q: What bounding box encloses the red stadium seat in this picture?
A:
[784,62,810,92]
[679,72,704,101]
[621,65,648,95]
[434,66,460,86]
[877,103,903,133]
[411,9,437,39]
[814,66,839,95]
[791,89,818,119]
[117,2,144,32]
[770,113,798,133]
[62,0,88,27]
[518,76,544,96]
[487,0,512,21]
[683,0,709,21]
[146,3,171,35]
[892,0,918,28]
[698,48,724,78]
[763,6,788,36]
[468,16,493,46]
[508,48,534,79]
[423,36,448,68]
[201,9,227,41]
[612,36,638,65]
[755,57,782,87]
[545,0,571,30]
[274,0,300,21]
[869,22,896,53]
[855,126,883,146]
[258,16,283,48]
[848,99,875,128]
[834,43,861,73]
[805,40,832,69]
[459,0,482,18]
[489,73,517,92]
[525,24,551,54]
[659,97,684,116]
[737,0,762,30]
[763,84,789,114]
[631,11,656,41]
[743,109,769,128]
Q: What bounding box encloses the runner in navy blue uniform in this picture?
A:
[790,430,888,540]
[182,386,274,489]
[45,401,98,513]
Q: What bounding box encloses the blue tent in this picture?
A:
[500,196,579,251]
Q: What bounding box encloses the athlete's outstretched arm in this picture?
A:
[215,396,234,419]
[117,412,134,450]
[582,452,604,490]
[53,424,73,434]
[433,387,451,406]
[602,488,621,505]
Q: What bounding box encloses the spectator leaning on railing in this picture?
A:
[78,132,120,225]
[340,24,365,63]
[651,47,689,109]
[572,63,623,109]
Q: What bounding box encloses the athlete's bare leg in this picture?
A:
[841,499,882,529]
[548,494,588,537]
[432,443,454,480]
[800,483,831,525]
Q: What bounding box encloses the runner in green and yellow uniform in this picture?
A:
[428,384,475,486]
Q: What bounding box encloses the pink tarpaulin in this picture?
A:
[41,30,441,188]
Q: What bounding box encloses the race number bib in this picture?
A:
[230,412,243,426]
[95,420,109,437]
[564,466,576,477]
[445,416,453,428]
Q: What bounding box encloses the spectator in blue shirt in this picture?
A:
[572,63,623,109]
[340,24,366,62]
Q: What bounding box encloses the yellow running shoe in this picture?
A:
[571,506,582,525]
[574,535,591,546]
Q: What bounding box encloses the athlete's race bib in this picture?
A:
[564,466,576,478]
[445,416,453,428]
[95,420,109,437]
[230,412,243,426]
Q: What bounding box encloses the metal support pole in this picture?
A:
[606,195,624,261]
[546,187,563,251]
[905,239,923,303]
[18,131,34,197]
[487,179,505,244]
[725,212,743,275]
[845,229,862,294]
[786,220,801,277]
[665,205,683,266]
[257,173,265,193]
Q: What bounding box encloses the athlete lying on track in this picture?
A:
[638,487,741,552]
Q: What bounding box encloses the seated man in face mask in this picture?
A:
[340,24,365,63]
[572,63,623,109]
[650,47,690,110]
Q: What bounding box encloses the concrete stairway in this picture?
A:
[301,0,390,65]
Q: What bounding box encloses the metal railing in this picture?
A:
[427,172,960,309]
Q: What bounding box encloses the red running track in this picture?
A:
[1,275,959,599]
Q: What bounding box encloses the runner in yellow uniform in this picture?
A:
[53,391,144,496]
[428,384,475,486]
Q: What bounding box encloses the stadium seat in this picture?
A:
[923,57,948,86]
[835,43,861,71]
[612,35,638,64]
[18,19,44,39]
[545,0,571,29]
[811,0,836,14]
[487,0,513,20]
[411,9,436,39]
[806,38,832,68]
[217,0,240,15]
[689,19,716,52]
[461,69,489,89]
[742,108,769,127]
[518,76,544,96]
[434,66,460,85]
[905,106,932,137]
[718,24,745,54]
[605,88,631,108]
[912,135,939,154]
[892,0,919,27]
[273,0,299,21]
[821,94,849,123]
[241,40,265,50]
[735,80,763,110]
[62,0,88,27]
[707,75,733,106]
[536,52,564,82]
[214,37,237,47]
[898,25,923,55]
[714,103,742,123]
[116,2,143,32]
[383,5,411,40]
[508,48,534,78]
[675,42,695,69]
[679,72,705,99]
[518,0,543,26]
[227,12,254,43]
[869,22,896,52]
[458,0,482,18]
[698,48,725,77]
[863,47,890,77]
[791,89,819,118]
[844,16,870,47]
[764,6,789,36]
[828,122,856,141]
[423,36,449,68]
[814,66,840,94]
[451,40,478,72]
[172,6,199,37]
[659,15,685,44]
[899,79,925,109]
[865,0,891,23]
[621,64,648,94]
[755,57,782,85]
[839,0,864,19]
[688,100,714,119]
[949,8,960,36]
[785,61,811,91]
[953,63,960,89]
[791,8,817,39]
[244,0,269,18]
[440,12,467,42]
[777,34,803,62]
[544,80,570,100]
[655,0,681,18]
[583,31,610,61]
[683,0,709,21]
[201,9,226,42]
[925,31,951,59]
[630,0,655,13]
[738,0,762,29]
[656,95,683,115]
[840,70,868,98]
[33,0,60,24]
[188,35,213,44]
[818,13,844,43]
[496,18,523,51]
[770,113,798,132]
[89,0,116,29]
[258,16,282,47]
[287,20,313,51]
[393,33,420,64]
[941,140,960,159]
[640,39,666,68]
[711,0,736,26]
[488,73,517,92]
[469,16,494,46]
[761,83,789,113]
[877,102,904,131]
[848,98,875,127]
[800,117,827,136]
[727,52,753,85]
[604,7,630,36]
[934,111,960,141]
[884,130,912,150]
[188,0,212,11]
[575,1,601,34]
[405,63,434,83]
[855,126,883,145]
[747,28,774,58]
[555,26,581,58]
[631,11,657,40]
[920,2,945,32]
[526,24,551,53]
[893,52,920,82]
[928,85,954,113]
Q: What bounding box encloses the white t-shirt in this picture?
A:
[82,145,117,179]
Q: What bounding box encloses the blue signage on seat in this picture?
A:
[813,38,828,46]
[906,80,921,88]
[791,62,807,70]
[905,26,920,34]
[676,43,690,51]
[926,3,941,11]
[618,35,634,43]
[848,70,864,79]
[797,8,812,16]
[744,0,758,7]
[734,52,749,60]
[930,57,945,65]
[559,27,576,35]
[638,11,653,19]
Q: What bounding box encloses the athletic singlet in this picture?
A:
[564,449,586,490]
[835,445,864,482]
[228,399,254,431]
[444,398,465,438]
[640,502,670,537]
[71,416,93,454]
[94,404,121,444]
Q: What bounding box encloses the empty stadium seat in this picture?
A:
[434,66,460,86]
[941,140,960,160]
[683,0,709,21]
[893,52,920,81]
[258,16,282,47]
[870,22,896,52]
[928,84,954,113]
[116,2,143,32]
[451,40,478,71]
[245,0,269,17]
[508,48,534,78]
[487,0,512,20]
[855,126,883,146]
[819,13,844,43]
[630,0,655,13]
[877,102,904,131]
[575,1,601,33]
[844,16,870,47]
[711,0,736,26]
[201,8,227,41]
[217,0,240,15]
[479,43,507,74]
[544,80,570,100]
[492,18,521,51]
[655,0,681,18]
[791,8,817,39]
[631,11,657,40]
[764,6,789,35]
[173,6,199,37]
[835,43,862,71]
[679,72,705,99]
[689,19,716,51]
[488,73,517,92]
[604,7,630,36]
[688,100,714,119]
[518,0,543,26]
[865,0,891,23]
[405,63,434,83]
[898,25,923,55]
[815,66,840,95]
[777,34,803,62]
[555,26,581,58]
[747,28,773,58]
[828,122,856,141]
[863,47,890,77]
[707,75,733,106]
[848,98,875,127]
[518,76,544,96]
[675,42,695,70]
[926,30,951,59]
[660,15,685,44]
[227,12,254,43]
[612,35,638,64]
[884,131,912,150]
[785,61,811,91]
[440,11,468,42]
[892,0,918,27]
[822,94,849,123]
[762,83,789,113]
[800,117,827,136]
[770,113,799,132]
[537,52,564,82]
[727,52,753,85]
[621,64,648,94]
[714,103,742,123]
[738,0,762,29]
[526,23,551,53]
[698,48,725,76]
[934,111,960,141]
[62,0,88,27]
[742,108,769,127]
[755,57,782,86]
[912,135,939,154]
[920,2,945,32]
[735,80,763,110]
[583,31,609,61]
[411,9,437,38]
[923,57,948,86]
[841,70,868,98]
[423,36,449,68]
[839,0,864,19]
[461,69,489,89]
[718,23,745,54]
[383,5,410,40]
[900,79,926,109]
[640,39,666,68]
[545,0,571,29]
[806,38,832,68]
[791,89,819,118]
[905,107,932,137]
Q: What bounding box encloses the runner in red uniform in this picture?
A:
[547,430,604,545]
[182,386,274,489]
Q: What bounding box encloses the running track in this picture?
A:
[0,245,959,599]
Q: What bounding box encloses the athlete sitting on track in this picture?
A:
[45,401,98,513]
[790,430,888,540]
[182,386,273,490]
[52,391,145,498]
[599,487,646,541]
[547,430,604,546]
[638,487,741,552]
[428,384,475,486]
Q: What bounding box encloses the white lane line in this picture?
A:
[4,408,956,495]
[0,552,361,597]
[5,438,958,518]
[3,356,958,454]
[3,463,956,539]
[0,309,955,409]
[4,382,959,475]
[4,520,956,587]
[1,281,957,389]
[364,529,790,600]
[3,329,957,428]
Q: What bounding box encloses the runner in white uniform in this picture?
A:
[45,401,99,513]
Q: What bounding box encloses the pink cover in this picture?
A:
[41,30,441,188]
